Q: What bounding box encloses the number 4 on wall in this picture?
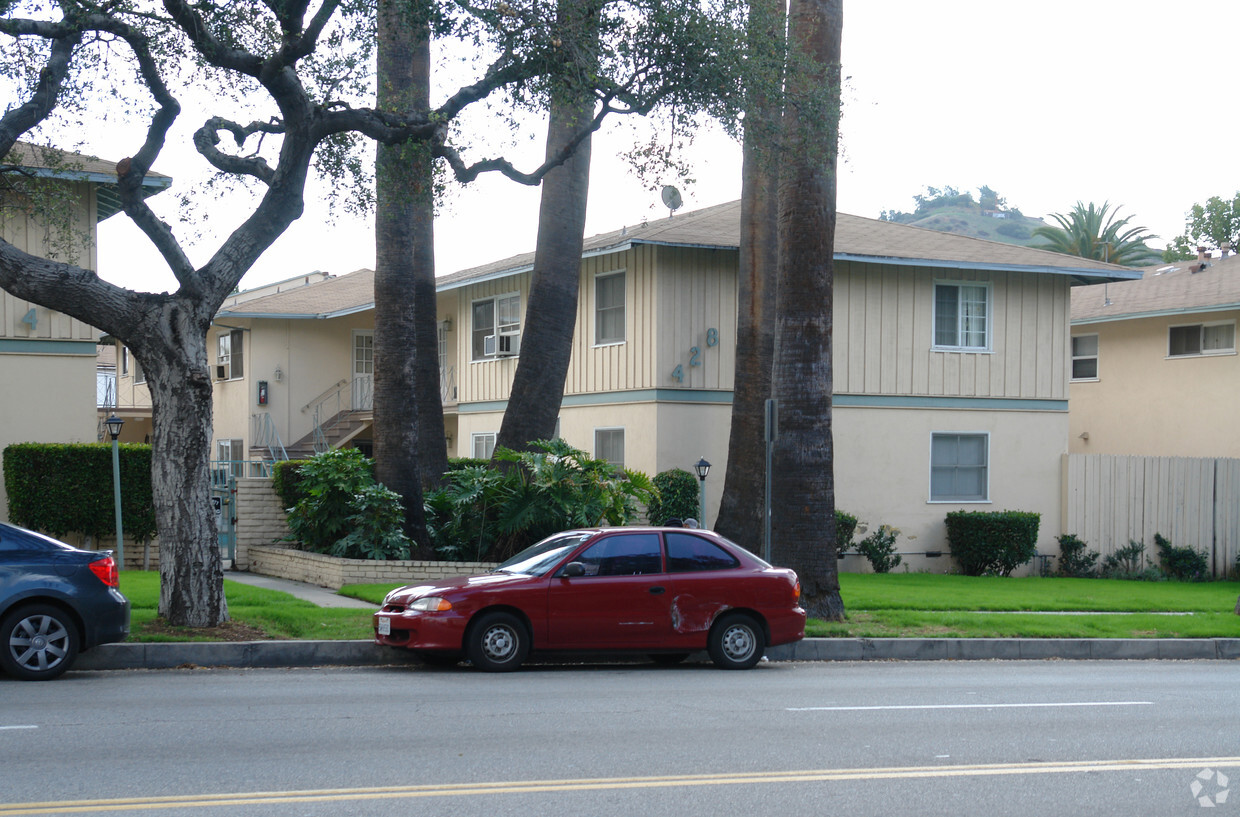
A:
[21,308,37,331]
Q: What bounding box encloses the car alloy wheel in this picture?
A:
[0,604,80,681]
[707,613,765,670]
[467,612,529,672]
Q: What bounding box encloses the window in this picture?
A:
[666,533,740,572]
[930,433,989,502]
[217,329,244,379]
[934,282,990,350]
[472,293,520,360]
[216,438,244,477]
[573,533,663,576]
[120,346,130,376]
[1071,334,1098,380]
[595,270,626,344]
[1168,322,1235,357]
[595,428,624,470]
[472,432,497,460]
[121,346,145,383]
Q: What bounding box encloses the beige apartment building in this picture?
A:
[211,202,1134,565]
[1070,250,1240,457]
[0,143,169,520]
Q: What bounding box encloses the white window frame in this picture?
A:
[1167,320,1236,358]
[929,431,990,503]
[932,281,992,352]
[217,328,244,380]
[594,269,626,346]
[1070,334,1099,381]
[471,292,521,361]
[472,432,497,460]
[594,427,625,471]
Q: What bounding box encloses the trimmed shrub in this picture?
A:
[1153,533,1209,582]
[835,511,858,557]
[284,449,410,560]
[945,510,1039,577]
[272,459,312,511]
[1101,540,1150,579]
[1056,533,1099,578]
[856,524,902,573]
[646,468,700,525]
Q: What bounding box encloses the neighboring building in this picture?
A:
[212,201,1135,565]
[0,142,170,518]
[1069,249,1240,457]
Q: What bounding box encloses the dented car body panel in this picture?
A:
[374,527,806,666]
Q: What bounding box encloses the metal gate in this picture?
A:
[210,466,237,566]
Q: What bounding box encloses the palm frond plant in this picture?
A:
[1032,201,1161,266]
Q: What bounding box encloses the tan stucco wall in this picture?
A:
[1070,311,1240,457]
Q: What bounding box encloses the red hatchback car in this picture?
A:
[374,527,805,671]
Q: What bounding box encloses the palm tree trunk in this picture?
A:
[770,0,844,621]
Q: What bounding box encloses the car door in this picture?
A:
[545,532,675,649]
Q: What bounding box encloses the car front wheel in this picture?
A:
[707,613,765,670]
[0,604,81,681]
[467,612,529,672]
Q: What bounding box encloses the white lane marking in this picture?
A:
[0,725,38,731]
[788,701,1154,712]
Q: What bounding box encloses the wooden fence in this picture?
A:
[1062,454,1240,578]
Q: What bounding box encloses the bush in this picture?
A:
[945,510,1039,577]
[856,524,902,573]
[835,511,858,558]
[646,468,700,525]
[1153,533,1209,582]
[272,459,312,511]
[424,439,655,562]
[1056,533,1099,578]
[284,449,411,560]
[1100,540,1159,580]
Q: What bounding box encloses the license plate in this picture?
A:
[377,616,391,636]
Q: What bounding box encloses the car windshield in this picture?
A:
[496,532,593,577]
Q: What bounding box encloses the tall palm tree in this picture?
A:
[1032,201,1160,266]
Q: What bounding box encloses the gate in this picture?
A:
[210,466,237,566]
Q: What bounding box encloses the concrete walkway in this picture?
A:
[223,570,376,609]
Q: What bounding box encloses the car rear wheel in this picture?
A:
[467,612,529,672]
[707,613,765,670]
[0,604,80,681]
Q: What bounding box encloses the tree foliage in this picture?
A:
[1032,201,1160,266]
[880,185,1021,223]
[1164,192,1240,262]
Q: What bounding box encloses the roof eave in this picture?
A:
[1072,302,1240,325]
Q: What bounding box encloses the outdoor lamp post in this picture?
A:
[105,414,125,571]
[694,458,711,528]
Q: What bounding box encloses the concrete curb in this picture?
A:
[75,637,1240,671]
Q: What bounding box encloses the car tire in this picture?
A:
[466,612,529,672]
[707,613,765,670]
[649,653,690,666]
[0,604,81,681]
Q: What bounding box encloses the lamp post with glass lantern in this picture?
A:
[694,458,711,529]
[105,414,125,570]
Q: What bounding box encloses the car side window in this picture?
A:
[574,534,663,576]
[665,533,740,572]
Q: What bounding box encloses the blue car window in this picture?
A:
[575,533,663,576]
[665,533,740,572]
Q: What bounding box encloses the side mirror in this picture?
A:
[561,562,585,578]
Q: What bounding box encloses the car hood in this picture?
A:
[386,571,537,603]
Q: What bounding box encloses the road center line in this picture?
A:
[787,701,1154,712]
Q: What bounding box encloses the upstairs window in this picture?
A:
[934,282,990,351]
[216,329,244,380]
[472,293,520,360]
[1071,334,1099,380]
[1168,322,1235,357]
[595,270,626,345]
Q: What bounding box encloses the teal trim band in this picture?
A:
[834,394,1068,412]
[0,339,97,355]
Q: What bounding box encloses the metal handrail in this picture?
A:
[299,378,348,413]
[250,413,289,462]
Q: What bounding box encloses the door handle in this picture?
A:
[649,586,665,595]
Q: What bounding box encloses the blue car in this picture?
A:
[0,521,130,680]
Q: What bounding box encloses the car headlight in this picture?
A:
[408,596,452,612]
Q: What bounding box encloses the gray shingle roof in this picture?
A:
[2,141,172,221]
[1072,253,1240,324]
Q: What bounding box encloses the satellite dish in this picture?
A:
[661,185,683,216]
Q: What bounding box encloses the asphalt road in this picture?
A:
[2,660,1237,816]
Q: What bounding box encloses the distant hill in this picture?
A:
[893,206,1050,248]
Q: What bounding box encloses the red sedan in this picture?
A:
[374,527,805,671]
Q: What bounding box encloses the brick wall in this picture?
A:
[247,544,496,590]
[234,477,291,570]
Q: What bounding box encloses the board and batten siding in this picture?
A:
[565,246,652,395]
[834,261,1070,401]
[653,246,737,393]
[457,271,530,404]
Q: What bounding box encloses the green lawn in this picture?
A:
[118,570,1240,642]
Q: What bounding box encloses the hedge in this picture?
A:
[945,509,1040,576]
[3,442,156,543]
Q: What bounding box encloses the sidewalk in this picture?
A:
[72,572,1240,672]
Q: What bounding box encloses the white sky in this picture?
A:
[94,0,1240,293]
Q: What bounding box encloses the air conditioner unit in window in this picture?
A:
[495,331,521,357]
[215,364,229,380]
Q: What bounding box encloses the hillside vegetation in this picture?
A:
[881,186,1049,247]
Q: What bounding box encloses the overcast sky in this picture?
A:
[94,0,1240,293]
